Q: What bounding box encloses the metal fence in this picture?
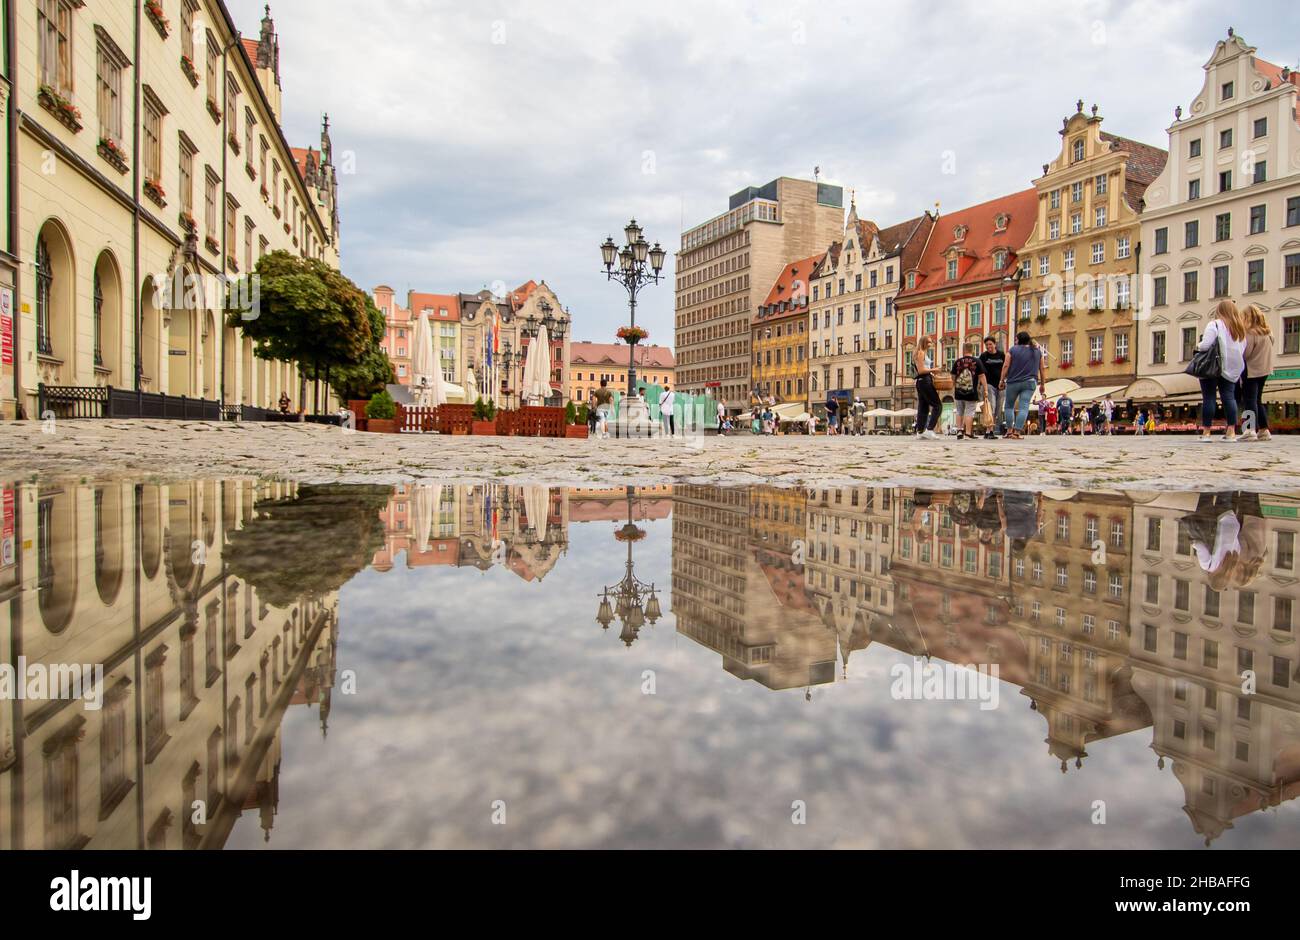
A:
[37,384,341,424]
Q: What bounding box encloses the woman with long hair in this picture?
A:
[913,336,941,440]
[1240,303,1274,442]
[1196,299,1247,442]
[999,331,1046,440]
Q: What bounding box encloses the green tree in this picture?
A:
[321,294,394,403]
[227,250,373,416]
[223,484,392,607]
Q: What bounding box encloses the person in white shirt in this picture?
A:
[659,386,676,436]
[716,399,726,433]
[1196,299,1247,443]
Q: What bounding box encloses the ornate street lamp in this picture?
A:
[600,218,665,397]
[594,486,662,647]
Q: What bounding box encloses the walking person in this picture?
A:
[913,336,941,440]
[824,394,839,435]
[1056,393,1074,436]
[950,342,988,440]
[998,331,1045,440]
[660,384,676,437]
[1194,299,1247,443]
[1240,303,1274,442]
[593,379,614,439]
[978,337,1006,438]
[1100,395,1115,435]
[716,399,727,434]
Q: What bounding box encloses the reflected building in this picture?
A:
[1128,492,1300,844]
[1009,491,1151,772]
[0,480,338,850]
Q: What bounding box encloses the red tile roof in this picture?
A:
[407,292,461,322]
[896,189,1037,301]
[241,38,261,64]
[1099,132,1169,211]
[569,341,675,369]
[760,253,824,310]
[1254,57,1300,127]
[290,146,315,181]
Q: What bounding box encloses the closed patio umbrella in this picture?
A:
[413,483,443,555]
[412,311,447,408]
[523,484,550,541]
[520,324,552,405]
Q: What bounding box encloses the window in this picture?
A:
[1154,227,1168,254]
[947,259,958,280]
[1189,138,1201,158]
[178,136,196,216]
[1151,330,1166,364]
[1039,255,1050,276]
[225,196,237,255]
[1072,181,1084,203]
[1253,116,1268,138]
[244,108,256,164]
[1221,81,1234,100]
[1095,206,1107,228]
[1116,234,1131,259]
[1072,139,1084,162]
[1153,276,1167,307]
[1219,170,1232,193]
[244,218,254,273]
[1064,247,1075,271]
[1215,212,1231,241]
[182,1,197,64]
[204,168,218,237]
[96,34,126,145]
[1060,336,1074,365]
[38,0,75,94]
[1049,219,1060,240]
[142,96,163,183]
[1188,178,1201,200]
[1213,265,1229,298]
[1091,242,1104,264]
[1220,128,1233,149]
[1115,332,1129,360]
[1071,213,1082,234]
[1288,317,1300,355]
[1050,189,1061,209]
[1253,160,1267,184]
[205,30,220,103]
[1288,196,1300,228]
[1250,204,1266,235]
[1181,326,1197,361]
[1286,253,1300,289]
[1095,173,1108,195]
[1089,334,1103,363]
[1247,259,1264,293]
[35,236,53,355]
[1184,271,1198,303]
[1185,220,1199,248]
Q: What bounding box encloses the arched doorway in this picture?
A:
[34,220,76,385]
[201,311,217,399]
[93,251,124,385]
[37,486,78,635]
[140,277,161,392]
[167,303,193,396]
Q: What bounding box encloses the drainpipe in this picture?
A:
[131,0,142,391]
[218,40,234,410]
[6,0,21,416]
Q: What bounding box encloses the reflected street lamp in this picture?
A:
[595,485,661,646]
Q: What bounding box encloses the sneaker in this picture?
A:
[920,430,939,441]
[1198,435,1213,443]
[957,431,965,440]
[1257,430,1272,442]
[1239,430,1257,442]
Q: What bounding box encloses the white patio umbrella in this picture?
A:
[413,483,443,555]
[520,324,552,405]
[523,484,550,540]
[465,367,478,401]
[411,311,447,408]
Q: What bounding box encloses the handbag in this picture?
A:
[1185,327,1223,379]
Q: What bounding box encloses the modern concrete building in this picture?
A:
[1018,102,1166,391]
[1135,30,1300,408]
[15,2,341,418]
[675,176,843,412]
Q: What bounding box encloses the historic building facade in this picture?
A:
[567,341,674,405]
[808,203,934,417]
[675,177,842,411]
[894,191,1037,409]
[1018,103,1166,389]
[1136,31,1300,401]
[12,2,340,418]
[751,253,819,405]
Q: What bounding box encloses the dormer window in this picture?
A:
[993,250,1007,271]
[953,224,968,241]
[1221,80,1234,100]
[907,272,916,290]
[947,259,959,280]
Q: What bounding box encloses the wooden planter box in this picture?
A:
[471,421,497,435]
[564,425,589,438]
[367,418,396,433]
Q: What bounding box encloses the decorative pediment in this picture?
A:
[1148,314,1170,325]
[1208,250,1234,263]
[1148,262,1171,275]
[1243,243,1268,257]
[1176,310,1204,322]
[994,213,1010,232]
[1277,297,1300,310]
[1281,238,1300,252]
[1178,257,1202,268]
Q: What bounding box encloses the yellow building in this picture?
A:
[1018,102,1166,390]
[0,479,339,848]
[751,254,819,404]
[10,2,340,419]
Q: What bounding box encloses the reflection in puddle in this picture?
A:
[1,480,1298,848]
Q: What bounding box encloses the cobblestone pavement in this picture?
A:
[1,419,1296,492]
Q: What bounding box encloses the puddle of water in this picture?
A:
[1,480,1297,849]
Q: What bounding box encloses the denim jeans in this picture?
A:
[1240,376,1269,431]
[1199,376,1238,428]
[1004,378,1037,431]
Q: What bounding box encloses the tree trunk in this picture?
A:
[297,363,308,422]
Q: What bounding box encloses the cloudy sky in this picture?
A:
[227,0,1299,347]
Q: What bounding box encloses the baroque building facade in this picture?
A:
[9,2,340,419]
[1136,30,1300,403]
[751,253,819,405]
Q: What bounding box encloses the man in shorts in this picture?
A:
[592,379,614,439]
[950,342,988,440]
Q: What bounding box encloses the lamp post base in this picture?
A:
[613,394,660,439]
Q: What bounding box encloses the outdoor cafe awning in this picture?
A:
[1122,373,1201,401]
[1068,385,1127,405]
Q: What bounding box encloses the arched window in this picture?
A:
[36,236,53,354]
[93,268,104,366]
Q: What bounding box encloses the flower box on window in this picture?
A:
[1087,357,1104,367]
[143,177,166,208]
[272,205,281,219]
[1089,303,1104,313]
[1112,355,1129,365]
[178,212,197,234]
[1059,361,1074,370]
[180,54,199,86]
[226,255,239,274]
[260,183,269,201]
[206,98,222,123]
[245,162,256,181]
[38,85,82,133]
[204,234,220,255]
[283,222,291,235]
[145,0,170,38]
[1059,308,1074,318]
[228,132,241,155]
[97,137,128,174]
